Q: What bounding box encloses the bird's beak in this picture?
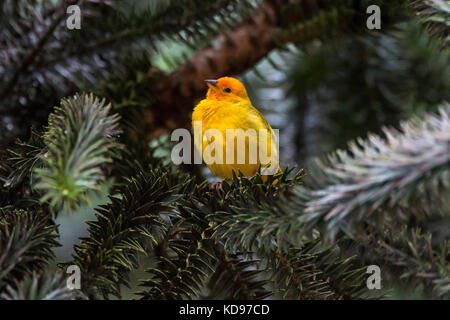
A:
[204,79,218,88]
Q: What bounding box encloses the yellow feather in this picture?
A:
[192,77,281,180]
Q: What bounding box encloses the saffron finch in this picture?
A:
[192,76,280,181]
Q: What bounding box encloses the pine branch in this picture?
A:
[181,171,379,300]
[137,185,217,300]
[413,0,450,47]
[204,246,271,300]
[0,207,59,292]
[0,0,71,102]
[206,169,304,252]
[67,165,198,299]
[295,104,450,240]
[0,129,45,209]
[2,129,46,189]
[0,0,79,145]
[268,240,377,299]
[136,169,386,300]
[34,93,121,212]
[137,177,274,300]
[361,224,450,299]
[0,271,85,300]
[138,230,216,300]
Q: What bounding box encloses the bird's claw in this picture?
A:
[211,181,223,193]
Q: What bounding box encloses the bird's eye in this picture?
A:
[224,88,231,93]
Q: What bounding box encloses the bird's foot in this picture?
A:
[210,181,224,193]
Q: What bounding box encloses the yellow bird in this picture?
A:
[192,76,280,183]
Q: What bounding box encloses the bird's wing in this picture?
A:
[238,104,280,175]
[192,101,229,164]
[192,106,205,161]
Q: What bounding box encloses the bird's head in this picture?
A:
[204,77,249,102]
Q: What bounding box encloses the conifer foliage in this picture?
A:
[0,0,448,300]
